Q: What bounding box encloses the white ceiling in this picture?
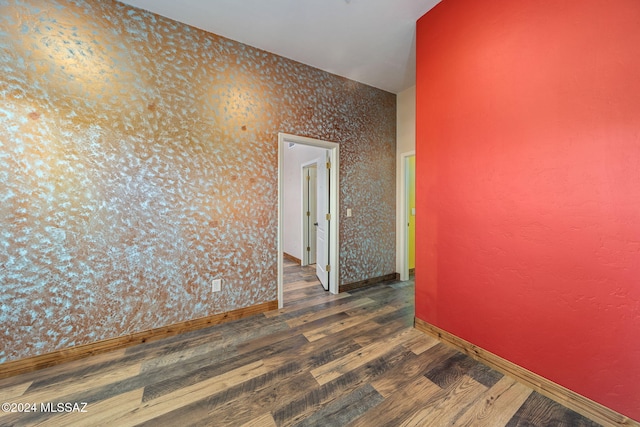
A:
[117,0,441,94]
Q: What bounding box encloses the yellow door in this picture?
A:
[408,156,416,271]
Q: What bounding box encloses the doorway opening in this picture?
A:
[302,163,317,266]
[399,151,415,281]
[278,133,340,308]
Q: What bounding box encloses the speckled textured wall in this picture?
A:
[0,0,396,363]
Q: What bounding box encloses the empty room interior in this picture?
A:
[0,0,639,425]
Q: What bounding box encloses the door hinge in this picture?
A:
[326,213,331,221]
[326,264,331,272]
[307,175,311,181]
[307,246,311,252]
[307,211,311,217]
[326,161,331,169]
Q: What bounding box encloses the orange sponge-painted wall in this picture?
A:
[416,0,640,420]
[0,0,396,364]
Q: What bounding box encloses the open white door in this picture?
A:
[315,151,329,290]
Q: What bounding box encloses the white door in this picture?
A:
[315,152,330,290]
[303,165,317,265]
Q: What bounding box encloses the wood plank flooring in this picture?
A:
[0,260,601,426]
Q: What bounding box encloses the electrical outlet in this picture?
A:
[212,279,221,292]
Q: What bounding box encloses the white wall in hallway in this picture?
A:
[396,85,416,278]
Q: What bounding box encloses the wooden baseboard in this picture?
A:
[414,318,639,427]
[0,300,278,380]
[339,273,397,293]
[283,252,301,265]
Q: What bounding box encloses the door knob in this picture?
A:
[313,222,318,226]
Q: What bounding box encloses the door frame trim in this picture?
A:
[399,150,415,281]
[278,133,340,308]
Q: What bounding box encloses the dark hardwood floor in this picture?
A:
[0,260,601,426]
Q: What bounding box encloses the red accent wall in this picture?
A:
[415,0,640,420]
